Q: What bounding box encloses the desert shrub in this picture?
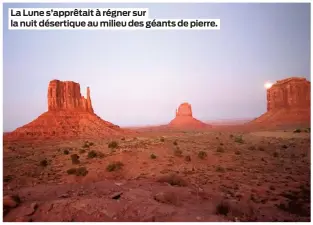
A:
[121,137,126,141]
[67,167,88,176]
[174,148,182,157]
[293,129,301,133]
[82,142,89,148]
[305,128,310,133]
[150,154,157,159]
[67,168,77,175]
[216,166,225,172]
[216,146,224,153]
[216,201,230,215]
[220,143,224,146]
[63,149,70,155]
[281,144,288,149]
[234,136,244,144]
[173,140,178,146]
[273,152,279,158]
[216,137,219,140]
[106,161,124,172]
[157,174,187,187]
[87,150,104,159]
[229,134,234,138]
[185,155,191,162]
[108,141,119,149]
[71,154,80,164]
[76,167,88,176]
[79,149,86,154]
[258,146,265,151]
[40,159,48,167]
[3,175,13,182]
[235,150,241,155]
[198,151,207,159]
[160,137,165,142]
[88,150,97,158]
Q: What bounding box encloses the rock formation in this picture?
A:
[48,80,94,113]
[252,77,310,126]
[169,102,211,129]
[266,77,310,111]
[4,80,128,141]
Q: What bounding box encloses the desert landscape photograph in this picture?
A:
[3,2,311,222]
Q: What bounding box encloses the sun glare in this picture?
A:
[264,82,273,89]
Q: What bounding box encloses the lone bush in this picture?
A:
[293,129,301,133]
[67,167,88,176]
[234,136,244,144]
[216,201,230,215]
[40,159,48,167]
[71,154,80,164]
[150,154,157,159]
[63,149,69,155]
[106,161,124,172]
[108,141,119,149]
[185,155,191,162]
[88,150,98,158]
[67,168,77,175]
[216,166,225,172]
[79,149,86,154]
[76,167,88,176]
[198,151,207,159]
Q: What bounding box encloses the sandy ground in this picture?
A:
[3,126,311,222]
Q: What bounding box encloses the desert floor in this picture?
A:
[3,127,311,222]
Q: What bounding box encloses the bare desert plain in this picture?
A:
[3,78,311,222]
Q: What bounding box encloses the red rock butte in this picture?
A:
[168,102,211,128]
[4,80,128,141]
[251,77,310,126]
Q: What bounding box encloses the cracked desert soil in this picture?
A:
[3,127,311,222]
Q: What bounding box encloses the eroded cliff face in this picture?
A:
[251,77,310,127]
[267,77,310,111]
[47,80,94,113]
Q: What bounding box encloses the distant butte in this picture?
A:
[251,77,310,126]
[168,102,211,129]
[4,80,129,141]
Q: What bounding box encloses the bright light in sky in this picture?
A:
[264,82,273,89]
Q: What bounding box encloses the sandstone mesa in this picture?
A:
[4,80,127,140]
[252,77,310,126]
[169,102,211,128]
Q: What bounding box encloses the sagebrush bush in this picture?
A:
[71,154,80,164]
[234,136,244,144]
[108,141,119,149]
[198,151,207,159]
[63,149,69,155]
[40,159,48,167]
[106,161,124,172]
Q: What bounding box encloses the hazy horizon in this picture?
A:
[3,3,310,131]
